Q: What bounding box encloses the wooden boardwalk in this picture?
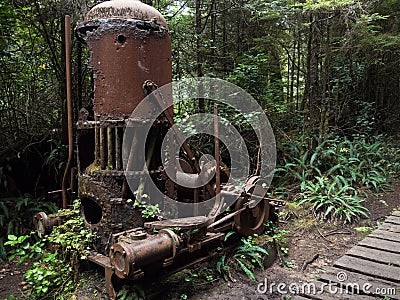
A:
[295,210,400,300]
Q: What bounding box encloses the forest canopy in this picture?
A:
[1,0,399,163]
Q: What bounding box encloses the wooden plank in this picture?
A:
[320,267,400,300]
[346,245,400,266]
[334,255,400,283]
[369,229,400,242]
[385,216,400,225]
[358,237,400,254]
[379,223,400,233]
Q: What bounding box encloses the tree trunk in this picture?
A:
[304,12,321,149]
[195,0,205,112]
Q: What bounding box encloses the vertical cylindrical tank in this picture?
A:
[76,0,172,119]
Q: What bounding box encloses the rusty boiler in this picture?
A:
[34,1,282,298]
[73,0,175,250]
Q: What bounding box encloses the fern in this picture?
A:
[216,236,269,281]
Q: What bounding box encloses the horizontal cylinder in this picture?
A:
[34,211,76,238]
[34,212,60,238]
[175,165,215,188]
[110,229,180,279]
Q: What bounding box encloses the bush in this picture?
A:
[273,134,398,222]
[217,234,268,281]
[5,200,94,299]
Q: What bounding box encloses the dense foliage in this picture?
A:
[5,201,93,299]
[1,0,400,298]
[0,0,399,247]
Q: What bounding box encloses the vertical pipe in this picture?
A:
[115,127,121,170]
[95,121,100,163]
[77,42,82,111]
[107,127,113,169]
[100,127,106,170]
[214,104,221,205]
[62,15,73,209]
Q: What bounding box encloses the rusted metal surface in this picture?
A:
[34,212,60,238]
[144,216,212,230]
[88,254,117,299]
[35,2,280,299]
[209,103,223,218]
[34,210,75,238]
[110,229,180,279]
[78,176,143,254]
[144,81,215,199]
[214,104,220,202]
[85,0,168,28]
[99,127,106,169]
[77,18,172,119]
[115,127,122,170]
[62,15,73,209]
[207,202,248,231]
[78,0,171,119]
[107,127,113,169]
[234,176,270,236]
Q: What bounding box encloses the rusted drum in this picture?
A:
[76,0,172,119]
[109,229,180,279]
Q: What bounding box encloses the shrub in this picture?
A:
[273,135,397,222]
[5,200,94,299]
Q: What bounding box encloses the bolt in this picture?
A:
[123,271,127,277]
[122,250,126,257]
[110,246,114,252]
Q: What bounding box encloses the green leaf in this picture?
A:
[7,235,17,241]
[236,259,256,281]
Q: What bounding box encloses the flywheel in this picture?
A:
[234,176,270,236]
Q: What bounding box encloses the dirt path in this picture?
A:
[1,179,399,299]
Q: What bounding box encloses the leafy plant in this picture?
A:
[264,221,292,268]
[272,135,397,222]
[0,193,57,261]
[42,139,67,179]
[5,234,43,264]
[0,238,6,261]
[131,193,160,220]
[265,222,289,255]
[217,234,268,281]
[1,193,56,237]
[5,200,94,299]
[117,285,146,300]
[296,175,369,223]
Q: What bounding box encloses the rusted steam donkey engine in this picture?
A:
[34,0,281,298]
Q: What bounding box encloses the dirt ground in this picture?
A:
[1,179,399,300]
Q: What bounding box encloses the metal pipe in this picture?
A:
[107,127,113,169]
[94,117,100,163]
[62,15,73,209]
[175,170,214,187]
[214,104,220,198]
[210,103,221,217]
[100,127,106,169]
[207,204,247,230]
[115,127,121,170]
